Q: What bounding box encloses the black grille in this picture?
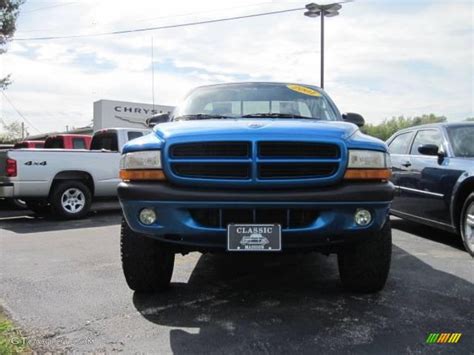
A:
[168,140,341,183]
[259,142,339,158]
[258,163,337,179]
[170,142,250,158]
[189,208,319,229]
[171,163,250,179]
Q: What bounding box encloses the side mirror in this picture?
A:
[418,144,439,156]
[146,113,170,127]
[342,112,365,127]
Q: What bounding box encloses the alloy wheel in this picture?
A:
[464,202,474,253]
[61,188,86,214]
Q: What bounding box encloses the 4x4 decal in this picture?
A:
[24,161,47,166]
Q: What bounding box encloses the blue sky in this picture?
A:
[1,0,473,134]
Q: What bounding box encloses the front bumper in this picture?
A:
[118,182,394,251]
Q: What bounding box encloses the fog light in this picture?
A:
[354,208,372,226]
[139,208,156,225]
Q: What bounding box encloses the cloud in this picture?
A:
[1,0,473,134]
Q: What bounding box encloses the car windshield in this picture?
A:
[172,83,338,121]
[446,125,474,157]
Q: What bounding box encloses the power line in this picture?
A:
[13,7,304,42]
[1,92,41,133]
[17,2,271,34]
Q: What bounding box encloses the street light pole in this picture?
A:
[320,11,324,89]
[304,2,343,89]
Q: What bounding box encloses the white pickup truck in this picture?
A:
[0,128,149,219]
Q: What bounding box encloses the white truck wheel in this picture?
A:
[50,181,92,220]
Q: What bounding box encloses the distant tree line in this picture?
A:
[361,114,449,141]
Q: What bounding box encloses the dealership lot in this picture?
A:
[0,208,473,353]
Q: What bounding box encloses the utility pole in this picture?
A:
[321,11,324,89]
[304,2,343,89]
[151,37,156,110]
[21,122,25,139]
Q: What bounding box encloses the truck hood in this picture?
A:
[123,119,387,153]
[154,119,358,141]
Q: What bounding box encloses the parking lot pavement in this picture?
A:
[1,211,472,354]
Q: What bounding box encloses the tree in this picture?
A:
[362,114,447,141]
[1,0,25,90]
[465,117,474,122]
[0,119,24,143]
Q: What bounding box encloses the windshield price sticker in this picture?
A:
[287,84,321,97]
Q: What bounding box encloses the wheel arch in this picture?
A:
[50,170,95,196]
[451,175,474,232]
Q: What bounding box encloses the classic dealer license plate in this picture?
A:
[227,224,281,252]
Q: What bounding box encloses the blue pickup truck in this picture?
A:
[118,82,394,293]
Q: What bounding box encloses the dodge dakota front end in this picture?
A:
[118,82,394,293]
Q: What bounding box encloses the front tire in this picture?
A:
[121,218,175,292]
[50,181,91,219]
[460,192,474,257]
[338,219,392,293]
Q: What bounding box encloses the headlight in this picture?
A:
[347,150,390,169]
[120,151,162,170]
[345,150,391,180]
[120,150,165,181]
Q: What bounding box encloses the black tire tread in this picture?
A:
[338,219,392,293]
[121,218,175,292]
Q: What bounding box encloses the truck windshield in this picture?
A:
[446,125,474,157]
[173,83,338,121]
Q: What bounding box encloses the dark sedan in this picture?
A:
[387,122,474,255]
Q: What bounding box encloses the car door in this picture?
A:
[397,128,452,226]
[388,130,415,213]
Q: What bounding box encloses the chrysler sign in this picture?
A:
[93,99,174,131]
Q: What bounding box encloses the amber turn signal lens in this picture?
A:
[344,168,392,180]
[120,169,166,181]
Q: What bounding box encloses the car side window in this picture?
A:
[45,138,64,149]
[388,131,414,154]
[127,131,144,141]
[90,133,118,151]
[410,129,443,155]
[73,138,86,149]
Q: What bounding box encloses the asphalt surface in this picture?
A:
[0,206,473,354]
